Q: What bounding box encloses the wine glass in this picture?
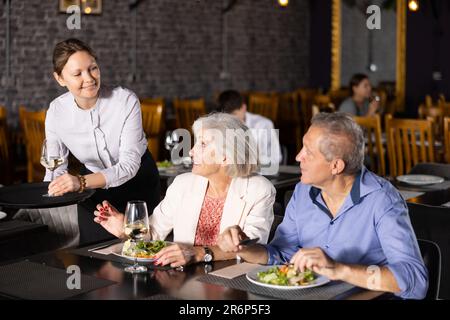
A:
[40,139,68,197]
[123,200,150,273]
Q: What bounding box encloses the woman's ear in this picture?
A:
[53,72,66,87]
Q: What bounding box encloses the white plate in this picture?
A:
[246,265,330,290]
[111,241,172,262]
[0,211,6,220]
[396,174,444,186]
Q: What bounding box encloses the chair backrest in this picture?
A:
[329,88,350,109]
[297,88,319,132]
[173,98,206,133]
[0,106,9,162]
[248,93,279,124]
[354,114,386,177]
[445,117,450,163]
[278,92,302,151]
[141,101,163,161]
[140,97,164,106]
[418,104,445,139]
[385,114,434,177]
[418,239,442,300]
[20,107,46,182]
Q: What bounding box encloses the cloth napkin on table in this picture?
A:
[209,262,260,279]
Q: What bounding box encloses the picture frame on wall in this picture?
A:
[59,0,81,13]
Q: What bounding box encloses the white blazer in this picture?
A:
[149,172,275,245]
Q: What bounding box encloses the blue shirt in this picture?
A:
[265,167,428,299]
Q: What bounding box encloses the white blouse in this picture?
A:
[44,86,148,188]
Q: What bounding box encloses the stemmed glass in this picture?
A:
[123,200,150,273]
[40,139,68,197]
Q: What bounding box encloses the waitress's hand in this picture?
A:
[93,200,126,239]
[48,173,80,196]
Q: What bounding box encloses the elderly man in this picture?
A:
[218,112,428,300]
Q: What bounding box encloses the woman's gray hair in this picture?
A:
[311,112,365,175]
[192,112,259,177]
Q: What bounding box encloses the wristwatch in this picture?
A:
[203,247,213,263]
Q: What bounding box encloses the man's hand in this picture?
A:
[290,247,342,280]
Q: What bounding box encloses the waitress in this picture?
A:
[45,38,160,245]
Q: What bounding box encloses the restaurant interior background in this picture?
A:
[0,0,449,300]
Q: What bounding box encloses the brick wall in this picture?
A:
[0,0,310,125]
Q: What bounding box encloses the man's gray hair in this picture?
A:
[192,112,259,177]
[311,112,365,175]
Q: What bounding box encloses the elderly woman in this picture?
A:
[95,113,275,267]
[218,112,428,300]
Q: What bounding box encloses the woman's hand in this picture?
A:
[93,200,126,238]
[154,269,187,291]
[154,243,200,268]
[48,173,80,196]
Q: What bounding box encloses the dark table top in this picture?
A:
[0,241,385,300]
[0,182,95,209]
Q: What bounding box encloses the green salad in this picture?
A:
[122,240,167,258]
[157,160,173,168]
[257,265,316,286]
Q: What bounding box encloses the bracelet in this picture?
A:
[77,175,86,193]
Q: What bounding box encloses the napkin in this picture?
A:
[91,242,123,255]
[210,262,260,279]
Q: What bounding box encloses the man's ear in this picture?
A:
[331,159,345,175]
[53,72,66,87]
[242,103,247,112]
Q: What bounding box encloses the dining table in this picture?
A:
[0,239,388,301]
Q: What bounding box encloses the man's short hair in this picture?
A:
[217,90,244,113]
[311,112,365,175]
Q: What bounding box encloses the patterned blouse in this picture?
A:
[194,194,226,246]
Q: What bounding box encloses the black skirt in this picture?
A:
[77,150,161,245]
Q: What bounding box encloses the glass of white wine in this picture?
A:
[40,139,68,197]
[123,200,150,273]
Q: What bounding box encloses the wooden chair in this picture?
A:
[141,101,164,161]
[385,114,435,177]
[329,88,350,109]
[20,107,46,182]
[248,93,279,124]
[140,97,164,106]
[444,117,450,164]
[173,98,206,134]
[418,105,445,137]
[312,94,335,113]
[278,92,302,154]
[297,88,319,135]
[354,115,386,177]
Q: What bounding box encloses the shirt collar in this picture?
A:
[309,166,382,206]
